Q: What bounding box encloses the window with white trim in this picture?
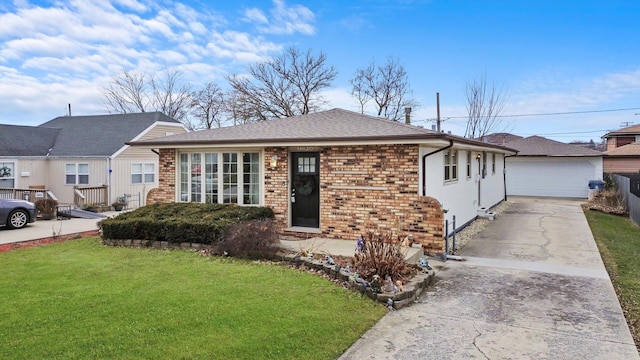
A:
[0,162,15,188]
[179,151,261,205]
[492,153,496,174]
[466,152,472,178]
[444,150,458,182]
[65,163,89,185]
[132,163,155,184]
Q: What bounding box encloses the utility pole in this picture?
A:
[436,92,441,133]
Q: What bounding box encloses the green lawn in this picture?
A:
[584,210,640,348]
[0,238,386,359]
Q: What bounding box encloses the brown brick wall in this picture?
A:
[316,144,444,252]
[264,147,290,230]
[155,145,445,252]
[148,148,177,204]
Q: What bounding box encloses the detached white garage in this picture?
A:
[505,136,603,198]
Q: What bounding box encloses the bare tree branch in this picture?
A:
[227,47,337,121]
[464,73,508,139]
[190,82,226,129]
[350,57,417,121]
[102,68,192,125]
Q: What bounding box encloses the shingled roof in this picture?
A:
[39,112,180,156]
[0,124,59,156]
[506,136,603,156]
[130,108,516,153]
[1,112,181,157]
[602,124,640,138]
[605,142,640,156]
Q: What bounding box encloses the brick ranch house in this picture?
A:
[129,109,516,254]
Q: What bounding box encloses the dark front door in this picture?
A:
[291,152,320,228]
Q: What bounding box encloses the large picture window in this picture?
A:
[132,163,155,184]
[179,151,261,205]
[65,163,89,185]
[0,162,15,188]
[444,150,458,182]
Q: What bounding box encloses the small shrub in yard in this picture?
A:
[352,232,415,285]
[100,203,274,244]
[212,219,282,260]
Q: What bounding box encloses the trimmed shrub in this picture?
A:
[100,203,274,244]
[215,219,281,260]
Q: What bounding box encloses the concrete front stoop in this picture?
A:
[278,237,425,264]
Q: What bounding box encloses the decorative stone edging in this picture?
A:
[102,238,436,310]
[278,252,435,310]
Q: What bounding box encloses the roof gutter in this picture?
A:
[422,139,454,196]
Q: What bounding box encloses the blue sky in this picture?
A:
[1,0,639,142]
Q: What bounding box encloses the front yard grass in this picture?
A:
[0,238,386,359]
[584,210,640,349]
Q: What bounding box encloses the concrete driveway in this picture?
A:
[340,197,639,359]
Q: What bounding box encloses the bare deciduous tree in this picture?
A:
[103,69,148,114]
[350,57,417,122]
[102,68,192,124]
[227,47,337,121]
[464,73,508,139]
[190,82,226,129]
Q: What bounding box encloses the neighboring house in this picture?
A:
[129,108,516,253]
[478,132,523,146]
[0,112,187,207]
[602,124,640,151]
[505,136,603,198]
[604,142,640,174]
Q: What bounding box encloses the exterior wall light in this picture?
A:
[270,155,278,168]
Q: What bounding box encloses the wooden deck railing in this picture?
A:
[0,188,57,202]
[74,185,108,208]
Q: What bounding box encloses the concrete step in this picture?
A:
[279,237,424,264]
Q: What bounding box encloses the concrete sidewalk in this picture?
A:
[0,213,113,249]
[340,197,639,359]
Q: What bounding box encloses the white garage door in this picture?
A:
[506,158,600,198]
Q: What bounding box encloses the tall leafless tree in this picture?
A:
[102,68,192,124]
[227,47,337,121]
[190,82,226,129]
[350,57,417,122]
[464,73,508,139]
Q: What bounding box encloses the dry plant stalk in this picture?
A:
[353,232,414,283]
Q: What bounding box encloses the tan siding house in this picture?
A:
[0,112,187,208]
[604,142,640,174]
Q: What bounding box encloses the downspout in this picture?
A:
[107,156,112,204]
[421,139,454,196]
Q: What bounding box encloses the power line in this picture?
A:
[412,107,640,123]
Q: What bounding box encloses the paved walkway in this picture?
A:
[340,197,639,359]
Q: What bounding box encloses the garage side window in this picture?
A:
[466,152,472,178]
[0,162,15,188]
[65,163,89,185]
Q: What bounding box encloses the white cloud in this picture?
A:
[245,0,315,35]
[244,8,268,24]
[0,0,318,123]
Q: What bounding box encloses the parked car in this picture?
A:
[0,198,37,229]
